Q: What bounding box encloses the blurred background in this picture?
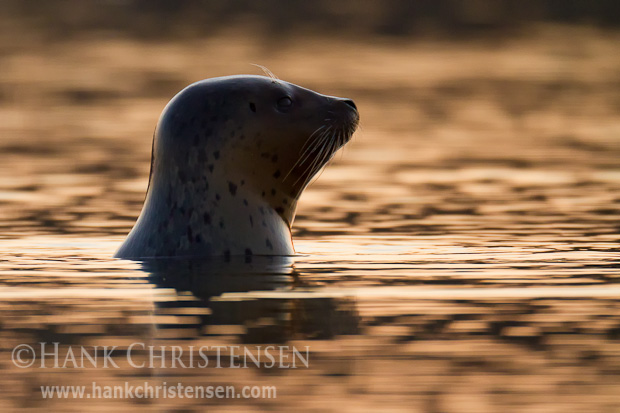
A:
[1,1,620,412]
[1,0,619,238]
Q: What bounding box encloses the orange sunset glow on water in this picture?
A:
[1,1,620,411]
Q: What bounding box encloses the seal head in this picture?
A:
[115,75,358,258]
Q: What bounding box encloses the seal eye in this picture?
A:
[277,96,293,111]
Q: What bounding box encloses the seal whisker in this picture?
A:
[310,129,337,178]
[294,127,330,172]
[338,126,348,160]
[296,126,332,168]
[300,125,327,154]
[292,128,332,186]
[307,135,338,187]
[284,126,332,182]
[294,127,334,186]
[335,127,344,159]
[250,64,279,82]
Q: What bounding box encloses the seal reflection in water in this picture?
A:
[143,257,360,342]
[116,75,359,258]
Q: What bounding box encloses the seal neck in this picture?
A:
[120,168,296,257]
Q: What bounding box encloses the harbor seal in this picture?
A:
[115,75,358,258]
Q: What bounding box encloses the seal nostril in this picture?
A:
[343,99,357,111]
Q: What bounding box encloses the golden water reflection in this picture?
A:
[1,237,619,411]
[1,20,620,412]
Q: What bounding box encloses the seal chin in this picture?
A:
[333,98,359,148]
[115,75,359,259]
[283,97,358,194]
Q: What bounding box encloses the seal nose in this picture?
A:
[343,99,357,111]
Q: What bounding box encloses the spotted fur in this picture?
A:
[115,75,358,258]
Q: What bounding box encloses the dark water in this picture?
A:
[1,27,620,411]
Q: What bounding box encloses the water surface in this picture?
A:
[1,28,620,412]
